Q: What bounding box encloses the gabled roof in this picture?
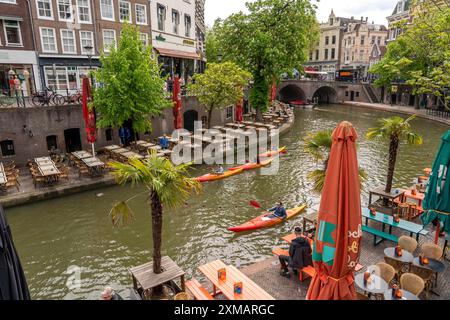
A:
[391,0,411,16]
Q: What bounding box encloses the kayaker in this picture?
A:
[278,226,312,278]
[267,202,287,219]
[213,165,224,175]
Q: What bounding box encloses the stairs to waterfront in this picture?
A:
[363,84,379,103]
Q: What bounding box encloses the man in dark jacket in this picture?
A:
[279,227,312,278]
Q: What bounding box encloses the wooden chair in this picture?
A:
[59,167,70,182]
[397,203,410,219]
[421,242,443,260]
[32,172,46,188]
[398,236,418,253]
[375,262,396,285]
[409,264,434,299]
[400,273,425,297]
[5,178,20,192]
[78,165,90,178]
[384,256,408,280]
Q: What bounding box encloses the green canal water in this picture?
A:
[6,105,449,300]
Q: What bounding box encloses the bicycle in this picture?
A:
[31,87,66,106]
[65,89,82,104]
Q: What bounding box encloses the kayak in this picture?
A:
[195,168,244,183]
[228,205,306,233]
[228,158,274,171]
[259,146,287,158]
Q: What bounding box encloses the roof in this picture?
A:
[391,0,411,15]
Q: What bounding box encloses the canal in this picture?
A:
[6,104,449,300]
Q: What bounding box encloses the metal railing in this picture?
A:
[426,108,450,119]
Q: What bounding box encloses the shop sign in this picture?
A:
[391,85,398,93]
[183,39,195,46]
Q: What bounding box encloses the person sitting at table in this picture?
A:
[266,202,287,220]
[279,226,312,278]
[159,135,170,150]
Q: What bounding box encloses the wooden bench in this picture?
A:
[185,278,214,300]
[272,248,316,282]
[362,225,398,246]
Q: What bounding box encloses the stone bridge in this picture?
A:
[277,79,363,104]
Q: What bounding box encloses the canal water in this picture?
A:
[6,105,449,300]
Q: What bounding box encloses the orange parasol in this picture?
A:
[307,121,363,300]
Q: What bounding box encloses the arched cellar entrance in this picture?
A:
[278,85,307,104]
[312,86,338,104]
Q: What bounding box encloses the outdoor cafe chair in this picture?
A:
[5,177,20,192]
[409,264,434,300]
[384,256,408,280]
[58,167,70,182]
[398,236,418,254]
[400,273,425,297]
[375,262,396,285]
[421,242,443,260]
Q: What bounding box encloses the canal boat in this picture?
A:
[195,168,244,183]
[259,146,287,158]
[228,205,306,232]
[228,158,274,171]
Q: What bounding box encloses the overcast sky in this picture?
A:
[205,0,395,27]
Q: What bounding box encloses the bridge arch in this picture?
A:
[278,84,306,104]
[312,86,338,104]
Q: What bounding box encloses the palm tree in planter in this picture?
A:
[109,153,201,297]
[366,115,423,194]
[304,129,367,192]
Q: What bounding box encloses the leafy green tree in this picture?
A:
[366,115,423,193]
[304,130,366,192]
[109,153,201,295]
[212,0,319,120]
[370,1,450,109]
[188,62,251,128]
[93,24,170,136]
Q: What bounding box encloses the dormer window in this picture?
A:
[329,18,333,25]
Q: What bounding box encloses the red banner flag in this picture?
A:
[82,77,96,144]
[173,76,183,130]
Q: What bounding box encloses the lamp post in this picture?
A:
[83,45,94,85]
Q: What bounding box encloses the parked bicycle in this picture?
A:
[31,87,66,106]
[65,89,83,104]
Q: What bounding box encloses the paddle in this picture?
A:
[250,200,262,209]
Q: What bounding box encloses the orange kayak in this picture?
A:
[228,158,274,171]
[259,146,287,158]
[195,168,244,183]
[228,205,306,233]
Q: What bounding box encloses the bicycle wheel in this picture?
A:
[52,94,66,105]
[31,95,44,106]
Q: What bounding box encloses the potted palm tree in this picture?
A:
[366,115,423,194]
[304,129,366,192]
[109,152,201,299]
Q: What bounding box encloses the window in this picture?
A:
[377,36,381,45]
[309,51,313,61]
[324,49,328,60]
[44,66,68,90]
[359,49,364,61]
[345,91,349,97]
[172,10,179,34]
[329,18,333,25]
[60,29,76,53]
[0,140,15,157]
[356,92,360,97]
[119,1,131,22]
[331,48,335,60]
[139,33,148,46]
[332,35,336,45]
[46,135,58,151]
[135,4,147,25]
[105,128,113,141]
[4,20,22,46]
[315,50,319,60]
[77,0,91,23]
[80,31,94,54]
[360,35,365,45]
[102,29,116,52]
[325,36,329,45]
[0,0,17,3]
[40,27,57,52]
[184,15,191,37]
[58,0,72,21]
[37,0,53,19]
[371,36,376,44]
[157,4,165,31]
[100,0,114,21]
[226,106,233,119]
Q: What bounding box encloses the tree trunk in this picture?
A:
[414,94,420,110]
[151,189,164,295]
[256,107,262,122]
[207,108,213,129]
[385,135,399,194]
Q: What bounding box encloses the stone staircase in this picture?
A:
[363,84,380,103]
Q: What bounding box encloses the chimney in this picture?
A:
[351,16,354,20]
[361,16,363,22]
[366,17,368,22]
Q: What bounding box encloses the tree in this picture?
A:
[304,130,366,192]
[109,153,201,295]
[188,62,251,128]
[212,0,319,120]
[93,24,171,136]
[366,115,423,193]
[369,1,450,109]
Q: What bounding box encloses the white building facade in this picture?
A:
[150,0,200,81]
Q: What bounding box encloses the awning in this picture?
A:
[305,70,328,75]
[154,47,201,60]
[0,16,23,22]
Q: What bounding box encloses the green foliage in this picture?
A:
[93,24,171,134]
[369,2,450,108]
[366,115,424,146]
[211,0,319,114]
[188,62,251,127]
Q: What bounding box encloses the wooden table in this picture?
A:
[104,145,121,151]
[111,148,129,154]
[82,157,105,176]
[198,260,274,300]
[130,256,185,295]
[121,152,144,160]
[282,234,314,246]
[72,151,93,160]
[369,186,406,216]
[362,208,428,242]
